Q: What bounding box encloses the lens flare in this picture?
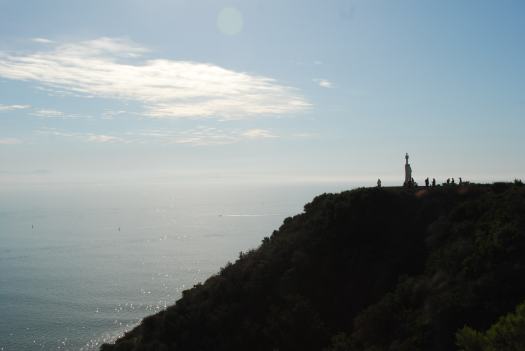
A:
[217,7,243,35]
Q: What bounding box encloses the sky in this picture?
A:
[0,0,524,187]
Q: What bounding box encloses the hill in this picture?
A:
[101,182,525,351]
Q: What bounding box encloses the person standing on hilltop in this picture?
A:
[377,179,382,188]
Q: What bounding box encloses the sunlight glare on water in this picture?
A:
[0,182,354,350]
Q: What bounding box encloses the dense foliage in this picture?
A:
[102,183,525,351]
[456,299,525,351]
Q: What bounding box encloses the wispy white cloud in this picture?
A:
[313,78,333,88]
[174,128,239,146]
[35,85,93,98]
[32,38,54,44]
[102,110,128,120]
[37,128,126,143]
[31,109,64,118]
[0,37,310,119]
[241,129,277,139]
[86,134,124,143]
[30,108,89,119]
[0,138,22,145]
[0,104,31,112]
[126,127,267,146]
[37,126,281,146]
[0,104,89,119]
[131,127,280,145]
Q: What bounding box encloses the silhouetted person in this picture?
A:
[452,178,455,185]
[377,178,382,188]
[459,177,463,185]
[432,178,436,187]
[447,178,450,185]
[425,178,429,187]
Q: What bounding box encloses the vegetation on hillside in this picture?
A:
[456,298,525,351]
[102,183,525,351]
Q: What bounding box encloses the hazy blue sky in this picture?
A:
[0,0,524,186]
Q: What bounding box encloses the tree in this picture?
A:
[457,299,525,351]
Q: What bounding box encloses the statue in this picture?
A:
[404,153,413,187]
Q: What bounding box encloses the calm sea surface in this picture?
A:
[0,182,354,351]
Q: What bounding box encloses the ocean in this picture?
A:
[0,182,353,351]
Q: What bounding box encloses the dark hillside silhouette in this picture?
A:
[102,183,525,351]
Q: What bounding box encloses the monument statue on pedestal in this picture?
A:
[404,153,413,187]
